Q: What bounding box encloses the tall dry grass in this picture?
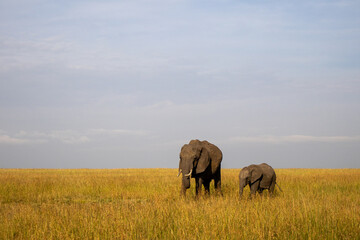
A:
[0,168,359,239]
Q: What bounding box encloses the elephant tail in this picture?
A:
[275,182,283,192]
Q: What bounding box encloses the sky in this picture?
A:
[0,0,359,168]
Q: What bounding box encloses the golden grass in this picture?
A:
[0,168,359,239]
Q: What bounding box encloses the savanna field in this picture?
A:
[0,168,359,239]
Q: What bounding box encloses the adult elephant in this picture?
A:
[177,139,223,196]
[239,163,281,198]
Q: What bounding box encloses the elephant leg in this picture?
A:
[195,178,200,196]
[196,178,205,197]
[258,188,263,197]
[269,181,275,196]
[214,169,222,195]
[203,180,210,195]
[250,181,260,197]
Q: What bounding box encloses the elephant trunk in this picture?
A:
[182,176,191,189]
[181,166,192,190]
[239,186,244,198]
[239,179,247,198]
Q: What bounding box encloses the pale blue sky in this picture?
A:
[1,0,359,168]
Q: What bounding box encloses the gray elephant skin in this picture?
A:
[178,139,223,196]
[239,163,280,198]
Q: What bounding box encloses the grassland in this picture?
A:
[0,168,359,239]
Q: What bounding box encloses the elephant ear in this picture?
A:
[250,166,262,184]
[195,147,210,174]
[179,146,184,169]
[179,156,182,170]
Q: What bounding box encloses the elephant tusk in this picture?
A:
[184,169,192,177]
[177,169,182,177]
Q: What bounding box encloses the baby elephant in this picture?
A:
[239,163,281,198]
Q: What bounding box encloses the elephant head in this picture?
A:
[178,141,210,190]
[239,165,262,197]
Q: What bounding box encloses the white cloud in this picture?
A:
[0,134,30,144]
[47,130,90,144]
[0,36,74,72]
[0,128,149,145]
[227,135,360,144]
[2,130,89,145]
[90,128,149,136]
[146,100,174,109]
